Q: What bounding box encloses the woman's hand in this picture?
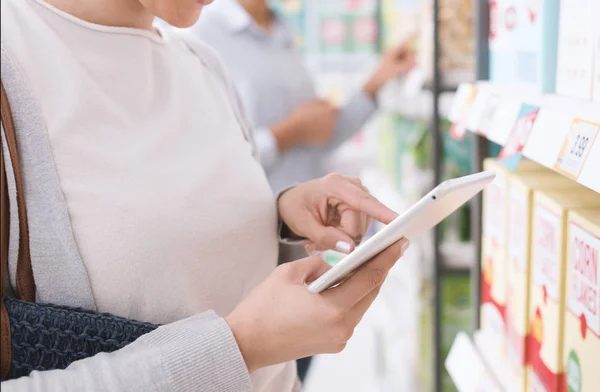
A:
[277,173,398,254]
[225,238,409,373]
[363,39,416,98]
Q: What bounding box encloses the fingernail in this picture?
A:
[401,240,410,254]
[335,241,352,254]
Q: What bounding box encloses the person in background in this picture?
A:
[187,0,415,381]
[191,0,415,196]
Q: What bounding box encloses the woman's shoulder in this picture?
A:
[163,26,231,84]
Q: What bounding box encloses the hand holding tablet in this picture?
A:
[308,171,496,294]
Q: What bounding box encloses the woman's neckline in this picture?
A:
[29,0,167,44]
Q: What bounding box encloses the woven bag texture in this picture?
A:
[5,298,159,379]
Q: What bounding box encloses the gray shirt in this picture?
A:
[191,0,377,193]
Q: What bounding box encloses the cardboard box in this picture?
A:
[555,0,595,100]
[489,0,560,93]
[506,173,581,392]
[564,208,600,392]
[529,190,600,392]
[480,158,546,356]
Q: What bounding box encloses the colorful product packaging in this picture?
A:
[555,0,595,100]
[564,208,600,392]
[489,0,560,92]
[529,190,600,392]
[505,172,581,392]
[480,158,545,356]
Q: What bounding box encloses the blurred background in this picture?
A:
[275,1,477,391]
[260,1,600,392]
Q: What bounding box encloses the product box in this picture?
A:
[529,190,600,392]
[505,172,581,392]
[555,0,595,100]
[489,0,560,92]
[564,208,600,392]
[480,158,545,355]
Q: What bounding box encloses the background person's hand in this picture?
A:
[225,238,409,373]
[363,39,416,98]
[277,173,398,254]
[271,99,338,152]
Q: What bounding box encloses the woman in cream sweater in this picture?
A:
[0,0,408,391]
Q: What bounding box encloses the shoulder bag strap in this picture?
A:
[0,80,36,302]
[1,112,12,380]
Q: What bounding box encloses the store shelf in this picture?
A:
[447,82,600,193]
[445,331,504,392]
[378,80,456,120]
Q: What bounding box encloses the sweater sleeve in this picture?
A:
[1,311,252,392]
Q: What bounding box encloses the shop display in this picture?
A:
[317,0,379,55]
[564,208,600,392]
[555,0,595,100]
[528,190,600,392]
[480,158,544,359]
[419,0,475,86]
[270,0,306,49]
[489,0,560,92]
[440,275,472,392]
[505,171,581,392]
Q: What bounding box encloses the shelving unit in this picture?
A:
[444,1,600,391]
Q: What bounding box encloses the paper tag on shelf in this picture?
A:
[554,119,600,179]
[448,83,475,123]
[487,100,522,146]
[465,90,489,133]
[477,94,502,137]
[449,85,477,140]
[499,105,540,170]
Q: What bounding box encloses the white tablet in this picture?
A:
[307,171,496,294]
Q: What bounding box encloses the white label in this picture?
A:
[555,0,595,100]
[532,206,561,301]
[488,100,522,146]
[448,83,473,123]
[554,119,600,179]
[478,94,502,136]
[567,223,600,335]
[509,186,528,272]
[466,90,489,132]
[484,172,507,246]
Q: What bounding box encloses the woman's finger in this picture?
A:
[327,177,397,224]
[306,223,356,254]
[337,205,366,245]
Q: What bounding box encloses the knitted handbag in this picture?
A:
[0,80,159,381]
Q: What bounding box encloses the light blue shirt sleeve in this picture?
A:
[327,90,378,151]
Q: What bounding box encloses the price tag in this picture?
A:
[554,119,600,179]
